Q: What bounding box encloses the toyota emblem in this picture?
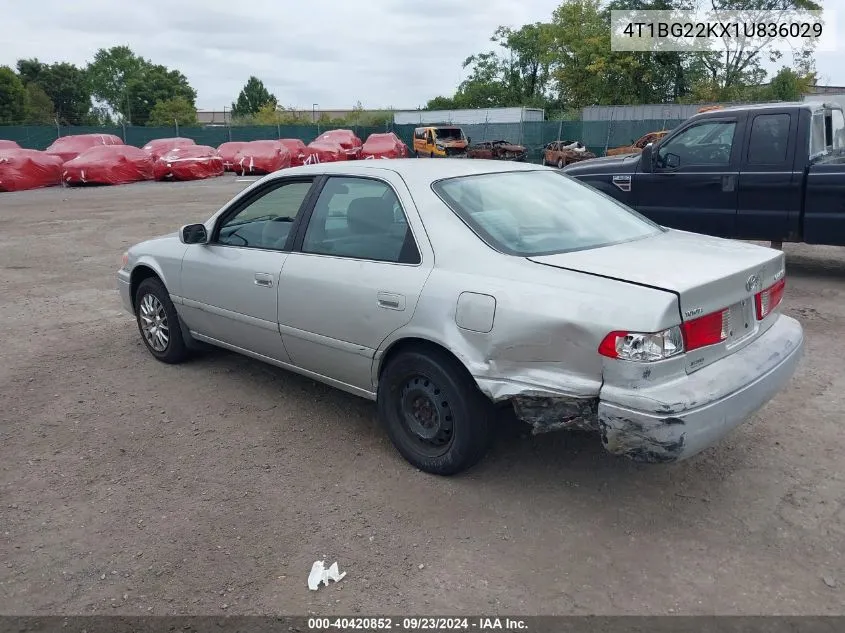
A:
[746,274,761,292]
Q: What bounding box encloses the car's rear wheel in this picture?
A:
[134,277,188,364]
[557,157,565,169]
[377,347,492,475]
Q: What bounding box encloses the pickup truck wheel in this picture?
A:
[557,157,565,169]
[378,348,492,475]
[134,277,188,364]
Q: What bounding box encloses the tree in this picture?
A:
[126,64,196,126]
[147,97,198,126]
[23,83,54,124]
[441,22,555,109]
[695,0,822,93]
[87,46,147,118]
[762,66,816,101]
[15,59,92,124]
[231,77,275,118]
[16,58,45,85]
[425,95,458,109]
[251,101,282,125]
[0,66,26,124]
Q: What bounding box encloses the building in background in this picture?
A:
[197,108,400,125]
[393,107,545,126]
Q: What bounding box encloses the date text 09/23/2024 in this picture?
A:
[307,617,528,631]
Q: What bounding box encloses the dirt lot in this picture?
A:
[1,178,843,616]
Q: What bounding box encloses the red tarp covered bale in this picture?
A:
[279,139,308,167]
[62,145,154,186]
[0,140,21,150]
[304,140,348,164]
[153,146,224,181]
[313,129,362,159]
[217,142,248,171]
[45,134,124,162]
[142,137,196,161]
[0,149,64,192]
[361,132,409,159]
[232,141,292,175]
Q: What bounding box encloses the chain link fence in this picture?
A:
[1,119,687,161]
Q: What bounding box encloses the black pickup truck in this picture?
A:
[563,102,845,246]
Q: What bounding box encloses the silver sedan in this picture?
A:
[118,159,804,475]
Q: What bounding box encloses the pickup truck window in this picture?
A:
[810,112,827,157]
[834,110,845,149]
[748,114,790,164]
[656,120,736,168]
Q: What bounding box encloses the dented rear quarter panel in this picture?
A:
[373,169,681,413]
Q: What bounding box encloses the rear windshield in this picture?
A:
[434,128,463,140]
[432,170,663,256]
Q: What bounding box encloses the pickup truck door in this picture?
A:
[803,107,845,246]
[736,111,801,241]
[634,116,743,237]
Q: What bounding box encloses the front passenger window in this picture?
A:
[657,120,737,168]
[302,177,421,264]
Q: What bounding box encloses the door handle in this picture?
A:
[377,292,405,311]
[254,272,274,288]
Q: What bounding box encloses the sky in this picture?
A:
[3,0,844,111]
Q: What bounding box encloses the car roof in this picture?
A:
[700,101,839,115]
[264,158,546,183]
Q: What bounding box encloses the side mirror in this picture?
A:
[640,143,654,173]
[180,223,208,244]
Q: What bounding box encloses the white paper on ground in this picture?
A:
[307,560,347,591]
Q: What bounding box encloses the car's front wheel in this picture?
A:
[557,157,565,169]
[134,277,188,364]
[377,346,493,475]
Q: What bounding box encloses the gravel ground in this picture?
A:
[0,177,843,616]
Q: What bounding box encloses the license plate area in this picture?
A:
[725,298,757,348]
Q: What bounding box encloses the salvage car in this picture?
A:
[466,139,527,161]
[412,126,469,157]
[605,130,669,157]
[543,140,596,167]
[119,160,804,475]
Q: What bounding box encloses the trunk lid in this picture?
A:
[528,229,786,372]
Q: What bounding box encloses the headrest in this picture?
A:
[347,197,394,235]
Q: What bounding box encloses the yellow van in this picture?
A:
[412,126,469,157]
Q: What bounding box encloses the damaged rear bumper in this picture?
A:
[598,315,804,463]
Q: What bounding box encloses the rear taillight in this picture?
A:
[755,278,785,320]
[598,326,684,362]
[682,308,729,351]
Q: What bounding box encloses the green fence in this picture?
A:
[0,119,687,161]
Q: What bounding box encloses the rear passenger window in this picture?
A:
[748,114,790,164]
[302,177,421,264]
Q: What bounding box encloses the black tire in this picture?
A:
[134,277,188,364]
[430,151,435,158]
[557,157,565,169]
[377,347,493,475]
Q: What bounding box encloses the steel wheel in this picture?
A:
[378,346,493,475]
[557,157,565,169]
[398,373,455,457]
[139,293,169,352]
